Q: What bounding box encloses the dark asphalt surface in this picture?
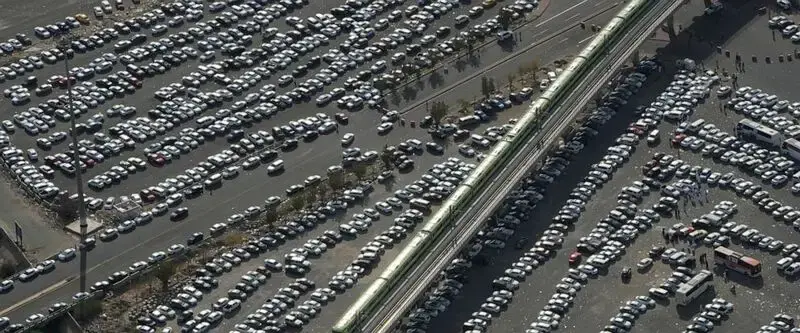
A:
[0,0,615,327]
[425,1,800,331]
[172,104,524,333]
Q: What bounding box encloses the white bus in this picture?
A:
[735,119,784,147]
[676,269,713,306]
[781,138,800,163]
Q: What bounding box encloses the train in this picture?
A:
[332,0,656,331]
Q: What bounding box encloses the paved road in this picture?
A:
[0,0,614,327]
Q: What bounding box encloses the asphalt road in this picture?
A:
[0,0,614,327]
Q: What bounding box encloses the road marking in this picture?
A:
[558,37,570,44]
[532,28,550,39]
[0,279,70,316]
[565,13,581,22]
[536,0,589,27]
[578,35,595,44]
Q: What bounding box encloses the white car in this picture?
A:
[636,258,653,270]
[341,133,355,146]
[57,248,76,261]
[0,279,13,292]
[377,122,393,134]
[129,261,148,273]
[147,251,167,263]
[267,160,284,174]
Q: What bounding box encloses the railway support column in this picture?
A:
[665,15,677,41]
[632,50,641,65]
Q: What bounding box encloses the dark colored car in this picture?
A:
[170,207,189,221]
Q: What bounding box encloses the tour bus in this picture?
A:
[735,119,784,147]
[676,270,713,306]
[714,246,762,277]
[781,138,800,163]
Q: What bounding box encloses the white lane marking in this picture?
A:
[532,28,550,39]
[0,279,70,316]
[558,37,570,44]
[565,13,581,22]
[578,35,594,44]
[536,0,589,28]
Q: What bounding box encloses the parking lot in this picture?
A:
[0,0,598,330]
[8,0,788,331]
[0,0,617,326]
[406,1,800,333]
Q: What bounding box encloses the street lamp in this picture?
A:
[57,34,89,297]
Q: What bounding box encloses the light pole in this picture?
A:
[58,34,89,300]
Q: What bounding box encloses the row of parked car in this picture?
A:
[171,155,472,332]
[399,61,655,332]
[135,178,370,333]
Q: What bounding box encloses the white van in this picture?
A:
[687,119,706,133]
[1,148,21,159]
[267,160,284,174]
[204,173,223,187]
[407,139,423,150]
[792,170,800,183]
[783,262,800,276]
[410,198,431,210]
[470,134,490,148]
[622,186,643,199]
[777,257,794,270]
[594,163,614,174]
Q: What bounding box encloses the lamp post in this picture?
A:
[58,33,89,302]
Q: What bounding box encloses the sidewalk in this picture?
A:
[0,177,74,263]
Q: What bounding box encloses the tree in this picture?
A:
[430,101,448,125]
[453,38,467,58]
[328,171,345,191]
[304,188,317,207]
[154,264,176,292]
[517,66,527,84]
[71,299,103,322]
[54,196,80,224]
[498,7,514,29]
[481,76,491,97]
[457,99,471,115]
[380,146,394,170]
[263,209,279,226]
[528,60,540,81]
[0,260,14,279]
[352,164,369,180]
[289,195,306,210]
